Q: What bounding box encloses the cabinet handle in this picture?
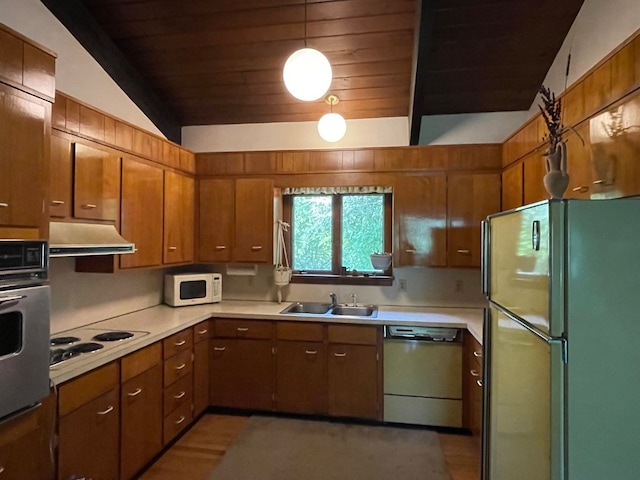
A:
[81,203,97,209]
[127,388,142,397]
[174,340,186,346]
[334,352,347,357]
[197,329,208,335]
[214,246,226,250]
[473,351,483,358]
[0,203,8,208]
[405,249,416,253]
[470,369,480,377]
[175,416,186,425]
[174,391,186,400]
[168,246,177,251]
[0,466,4,473]
[477,380,484,388]
[572,186,589,193]
[251,245,263,251]
[175,363,186,370]
[214,347,226,352]
[305,350,318,355]
[457,249,470,254]
[50,200,65,205]
[97,405,114,415]
[592,179,606,185]
[236,327,249,332]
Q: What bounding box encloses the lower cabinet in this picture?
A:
[162,329,194,445]
[464,334,484,457]
[193,320,212,417]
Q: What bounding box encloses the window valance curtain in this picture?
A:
[282,186,392,195]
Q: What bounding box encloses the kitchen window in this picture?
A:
[283,187,392,285]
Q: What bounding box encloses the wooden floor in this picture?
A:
[139,414,480,480]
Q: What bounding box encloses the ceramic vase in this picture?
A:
[543,140,569,198]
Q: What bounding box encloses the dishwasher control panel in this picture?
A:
[384,326,461,342]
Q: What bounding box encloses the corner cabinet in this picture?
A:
[164,170,195,264]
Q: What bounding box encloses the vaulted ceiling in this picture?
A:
[41,0,585,144]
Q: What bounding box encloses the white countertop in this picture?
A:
[50,300,484,385]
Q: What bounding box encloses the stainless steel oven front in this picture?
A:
[0,240,50,420]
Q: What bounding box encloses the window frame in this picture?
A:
[282,192,393,286]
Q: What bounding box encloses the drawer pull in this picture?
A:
[214,347,226,352]
[175,416,186,425]
[572,186,589,193]
[305,350,318,355]
[405,249,416,253]
[476,380,484,388]
[97,405,114,415]
[334,352,347,357]
[174,391,186,400]
[50,200,65,205]
[174,340,186,346]
[197,329,208,335]
[127,388,142,397]
[168,246,177,251]
[470,369,480,377]
[457,249,470,254]
[592,179,606,185]
[0,466,5,473]
[81,203,97,209]
[175,363,187,371]
[251,245,263,251]
[237,327,249,332]
[0,203,8,208]
[214,245,226,250]
[473,351,483,358]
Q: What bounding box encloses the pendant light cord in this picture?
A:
[304,0,307,48]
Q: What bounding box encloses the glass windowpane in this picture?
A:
[292,196,333,271]
[341,195,384,271]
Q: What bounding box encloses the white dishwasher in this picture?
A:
[383,326,462,427]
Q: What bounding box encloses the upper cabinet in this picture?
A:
[393,175,447,267]
[164,171,194,264]
[50,134,72,218]
[198,178,234,263]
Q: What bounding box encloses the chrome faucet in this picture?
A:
[329,292,338,307]
[350,293,357,306]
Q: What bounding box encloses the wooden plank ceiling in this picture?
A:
[45,0,584,142]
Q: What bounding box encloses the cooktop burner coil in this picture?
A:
[50,336,81,346]
[66,342,105,354]
[92,331,134,342]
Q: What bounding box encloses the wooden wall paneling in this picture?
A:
[417,146,448,170]
[501,162,523,211]
[353,149,374,171]
[633,35,640,87]
[162,141,180,168]
[115,121,133,151]
[104,116,116,145]
[341,150,355,170]
[564,123,592,199]
[583,61,612,117]
[79,105,105,141]
[245,151,278,174]
[610,41,635,100]
[149,134,161,162]
[65,98,80,133]
[22,43,55,99]
[374,147,417,171]
[51,96,66,130]
[133,129,152,158]
[0,28,23,85]
[308,150,343,172]
[179,148,195,173]
[279,151,309,173]
[197,152,244,175]
[523,151,548,204]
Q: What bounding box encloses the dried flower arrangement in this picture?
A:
[538,85,563,154]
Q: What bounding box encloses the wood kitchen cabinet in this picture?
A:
[275,322,326,415]
[327,325,381,420]
[73,142,121,222]
[50,133,72,218]
[162,329,194,445]
[193,320,211,417]
[393,174,447,267]
[58,362,120,480]
[119,158,164,269]
[164,170,195,264]
[210,319,275,411]
[447,174,501,267]
[198,177,275,263]
[120,343,163,480]
[464,334,484,458]
[501,162,523,211]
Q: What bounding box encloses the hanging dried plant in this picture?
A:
[538,85,563,153]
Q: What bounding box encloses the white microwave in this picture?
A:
[164,273,222,307]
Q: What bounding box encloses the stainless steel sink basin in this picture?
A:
[280,302,333,315]
[330,305,378,317]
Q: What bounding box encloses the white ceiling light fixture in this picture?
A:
[282,0,332,101]
[318,94,347,143]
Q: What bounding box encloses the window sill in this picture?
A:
[291,273,393,286]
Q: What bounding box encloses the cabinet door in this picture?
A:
[394,175,447,267]
[120,159,164,269]
[210,339,274,410]
[58,388,120,480]
[0,84,47,228]
[276,341,326,414]
[198,178,234,262]
[234,178,274,263]
[73,143,121,221]
[447,174,501,267]
[120,364,163,480]
[523,151,548,204]
[328,344,378,420]
[501,162,523,211]
[193,338,210,417]
[49,134,72,218]
[164,171,195,264]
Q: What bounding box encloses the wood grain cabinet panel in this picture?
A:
[276,340,327,414]
[447,174,501,267]
[393,175,447,267]
[164,170,194,264]
[523,151,548,205]
[0,28,23,85]
[193,320,212,417]
[234,178,274,263]
[198,178,234,263]
[120,158,164,269]
[49,133,72,218]
[73,142,120,222]
[501,162,523,211]
[22,43,55,100]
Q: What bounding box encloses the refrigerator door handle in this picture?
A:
[481,220,490,296]
[532,220,541,251]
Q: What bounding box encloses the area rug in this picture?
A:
[208,415,450,480]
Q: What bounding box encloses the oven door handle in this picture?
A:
[0,294,26,305]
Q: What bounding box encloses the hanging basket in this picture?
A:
[274,265,293,286]
[274,220,292,288]
[370,253,392,270]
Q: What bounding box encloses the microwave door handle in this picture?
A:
[0,294,26,305]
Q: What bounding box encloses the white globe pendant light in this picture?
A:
[318,94,346,143]
[283,48,332,101]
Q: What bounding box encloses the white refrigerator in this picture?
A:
[482,198,640,480]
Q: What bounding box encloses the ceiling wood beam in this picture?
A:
[40,0,182,143]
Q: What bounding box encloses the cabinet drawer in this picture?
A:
[163,329,194,359]
[121,342,162,382]
[164,373,193,417]
[215,319,272,339]
[163,401,192,445]
[193,320,211,343]
[468,336,483,369]
[328,325,378,345]
[164,349,193,387]
[59,362,120,417]
[276,322,324,341]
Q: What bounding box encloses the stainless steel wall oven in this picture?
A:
[0,240,50,420]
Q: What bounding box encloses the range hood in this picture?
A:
[49,222,135,257]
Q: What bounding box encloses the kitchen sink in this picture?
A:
[280,302,333,315]
[330,305,378,317]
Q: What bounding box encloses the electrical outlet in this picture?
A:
[455,280,463,292]
[399,279,407,291]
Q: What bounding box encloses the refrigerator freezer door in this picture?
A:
[486,305,564,480]
[489,203,552,335]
